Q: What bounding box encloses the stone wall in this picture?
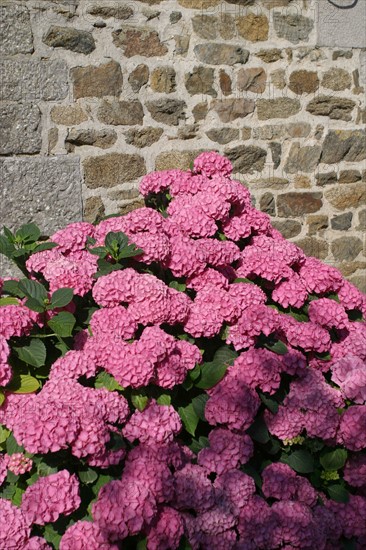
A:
[1,0,365,290]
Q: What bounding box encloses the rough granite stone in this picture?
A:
[321,130,366,164]
[273,13,314,44]
[194,43,249,65]
[0,104,42,155]
[192,102,208,122]
[322,68,352,91]
[97,99,144,125]
[307,215,329,236]
[86,5,133,19]
[237,67,266,93]
[257,98,300,120]
[289,70,319,94]
[185,67,216,96]
[272,219,301,239]
[339,170,362,184]
[83,196,105,224]
[236,14,269,41]
[270,69,286,90]
[357,210,366,230]
[331,237,363,262]
[259,193,275,215]
[0,157,82,234]
[178,0,220,7]
[84,154,146,189]
[71,61,123,99]
[331,213,353,231]
[269,142,281,169]
[306,96,356,122]
[0,4,33,55]
[225,145,267,174]
[324,185,366,210]
[255,49,283,63]
[146,99,186,125]
[174,35,190,56]
[333,50,353,60]
[252,123,311,140]
[295,237,328,260]
[150,67,176,93]
[112,27,168,57]
[338,262,366,277]
[48,128,58,154]
[250,177,289,190]
[192,15,218,39]
[211,99,255,122]
[0,60,68,102]
[177,125,199,140]
[294,175,311,189]
[219,70,232,96]
[128,65,149,92]
[118,199,146,215]
[242,127,252,140]
[155,150,205,171]
[65,128,117,150]
[51,105,88,125]
[315,172,338,187]
[284,143,322,174]
[349,275,366,294]
[219,14,236,40]
[277,192,323,217]
[124,127,163,148]
[170,12,182,23]
[206,128,240,144]
[43,26,95,54]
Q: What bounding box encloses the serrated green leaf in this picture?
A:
[14,339,46,368]
[5,374,40,394]
[2,280,24,298]
[6,433,24,455]
[247,417,270,444]
[79,468,98,485]
[95,371,123,392]
[0,426,10,444]
[3,226,15,242]
[118,244,144,259]
[50,288,74,309]
[16,223,41,244]
[320,448,348,472]
[0,235,15,258]
[48,311,76,337]
[156,394,172,406]
[18,279,48,303]
[37,462,58,477]
[213,346,238,366]
[285,450,314,474]
[131,394,149,412]
[178,403,199,437]
[43,524,62,547]
[0,297,19,306]
[264,340,288,355]
[105,231,128,253]
[327,483,349,503]
[32,241,58,254]
[259,392,279,414]
[191,394,208,421]
[195,360,229,390]
[88,246,108,258]
[11,486,25,507]
[24,297,45,313]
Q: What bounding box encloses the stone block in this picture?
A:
[257,98,300,120]
[225,145,267,174]
[185,67,216,97]
[295,237,328,260]
[83,196,105,224]
[194,43,249,65]
[192,102,208,122]
[84,154,146,189]
[51,105,88,126]
[128,65,149,93]
[0,60,68,102]
[0,4,33,55]
[277,192,323,217]
[156,150,205,171]
[150,67,176,93]
[307,215,328,236]
[272,219,302,239]
[273,13,313,44]
[219,70,232,96]
[322,68,352,91]
[331,212,353,231]
[325,184,366,210]
[321,130,366,164]
[306,96,355,122]
[0,157,82,235]
[237,68,266,93]
[259,192,275,215]
[192,15,218,39]
[255,49,283,63]
[206,128,240,145]
[211,99,255,122]
[289,70,319,94]
[43,26,95,54]
[284,143,322,174]
[0,104,42,155]
[65,128,117,150]
[236,14,269,41]
[71,60,123,99]
[331,236,363,262]
[146,99,186,125]
[97,100,144,125]
[124,127,163,148]
[86,5,133,19]
[112,27,167,57]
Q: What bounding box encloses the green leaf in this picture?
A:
[247,417,270,444]
[169,281,186,292]
[79,468,98,485]
[195,360,229,390]
[320,448,348,472]
[0,297,19,306]
[213,346,238,366]
[264,340,288,355]
[6,433,24,455]
[156,394,172,406]
[191,394,208,421]
[0,426,10,444]
[0,485,15,500]
[136,538,147,550]
[50,288,74,309]
[105,231,128,253]
[32,241,58,254]
[131,394,149,412]
[259,392,279,414]
[18,279,48,303]
[16,223,41,244]
[2,280,24,298]
[5,374,40,394]
[37,462,58,477]
[178,403,199,437]
[233,277,254,284]
[0,235,15,258]
[43,524,62,547]
[11,487,25,507]
[95,371,123,392]
[48,311,76,337]
[0,392,4,407]
[24,297,45,313]
[327,293,340,303]
[3,226,15,242]
[14,339,46,367]
[55,339,70,356]
[88,246,108,258]
[285,450,314,474]
[118,244,143,259]
[327,483,349,503]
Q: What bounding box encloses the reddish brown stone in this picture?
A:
[277,192,323,217]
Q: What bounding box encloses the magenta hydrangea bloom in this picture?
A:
[0,498,31,548]
[271,500,325,549]
[338,405,366,451]
[230,348,283,395]
[146,507,184,550]
[123,400,181,445]
[272,272,308,309]
[214,470,256,516]
[51,222,95,253]
[198,428,253,474]
[237,495,278,548]
[0,335,12,386]
[262,463,317,507]
[331,355,366,404]
[327,495,366,538]
[344,454,366,487]
[308,297,349,330]
[193,151,232,178]
[173,464,215,512]
[0,454,8,488]
[0,304,34,339]
[299,257,343,294]
[21,470,80,525]
[60,521,118,550]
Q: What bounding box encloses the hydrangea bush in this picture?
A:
[0,152,365,549]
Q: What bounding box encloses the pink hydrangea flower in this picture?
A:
[0,304,34,339]
[227,304,280,351]
[0,454,8,487]
[123,400,181,445]
[21,470,80,525]
[237,496,278,549]
[173,464,215,512]
[338,405,366,451]
[271,500,325,548]
[0,498,31,549]
[60,521,118,550]
[308,298,349,330]
[230,348,283,395]
[89,306,137,341]
[193,151,232,178]
[327,495,366,538]
[299,257,343,294]
[0,335,12,386]
[272,272,308,309]
[282,317,332,354]
[6,452,33,475]
[338,279,366,312]
[331,355,366,404]
[262,463,317,506]
[343,454,366,487]
[198,428,253,474]
[214,470,256,516]
[147,507,184,550]
[51,222,95,253]
[23,537,52,549]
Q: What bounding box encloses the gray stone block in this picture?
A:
[316,1,366,48]
[0,104,42,155]
[0,157,82,235]
[0,4,33,55]
[0,60,69,102]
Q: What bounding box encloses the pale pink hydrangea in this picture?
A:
[0,498,31,549]
[343,454,366,487]
[205,376,260,432]
[272,272,308,309]
[198,428,253,474]
[21,470,80,525]
[173,464,215,512]
[193,151,232,178]
[25,247,61,274]
[0,304,34,339]
[299,257,343,294]
[147,507,184,550]
[51,222,95,252]
[0,335,12,386]
[262,463,317,506]
[282,317,332,353]
[6,452,33,475]
[89,306,137,340]
[123,400,181,444]
[338,405,366,451]
[331,355,366,404]
[92,478,156,541]
[60,521,118,550]
[230,348,283,394]
[214,470,256,516]
[308,298,349,330]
